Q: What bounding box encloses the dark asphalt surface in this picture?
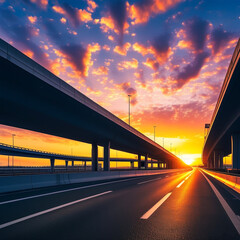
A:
[0,168,239,240]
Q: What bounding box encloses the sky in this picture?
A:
[0,0,239,166]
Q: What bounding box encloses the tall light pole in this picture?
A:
[153,126,156,142]
[128,94,131,125]
[12,134,16,167]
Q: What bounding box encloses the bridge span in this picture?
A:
[0,38,187,171]
[0,142,165,173]
[203,38,240,169]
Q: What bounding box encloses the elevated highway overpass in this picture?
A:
[0,38,187,171]
[0,142,163,172]
[203,38,240,169]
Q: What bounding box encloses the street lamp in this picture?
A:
[153,126,156,142]
[12,134,16,167]
[128,95,131,125]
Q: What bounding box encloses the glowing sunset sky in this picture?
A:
[0,0,239,166]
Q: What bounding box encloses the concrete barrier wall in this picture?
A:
[202,169,240,193]
[0,169,189,194]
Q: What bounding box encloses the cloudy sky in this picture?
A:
[0,0,239,165]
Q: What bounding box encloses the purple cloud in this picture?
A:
[175,51,210,89]
[185,17,209,51]
[211,26,235,55]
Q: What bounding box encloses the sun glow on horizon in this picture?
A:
[179,154,202,166]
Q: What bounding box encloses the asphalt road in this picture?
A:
[0,168,239,240]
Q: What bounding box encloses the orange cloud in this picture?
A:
[52,6,65,14]
[52,4,92,27]
[118,58,138,71]
[88,43,101,52]
[100,15,129,35]
[23,49,34,58]
[129,0,183,25]
[79,9,92,23]
[102,45,110,51]
[87,0,98,13]
[108,35,114,41]
[177,40,192,50]
[60,17,66,24]
[143,58,159,71]
[28,0,48,9]
[100,16,115,33]
[133,41,171,64]
[132,42,151,56]
[92,66,109,75]
[28,16,37,24]
[113,42,131,56]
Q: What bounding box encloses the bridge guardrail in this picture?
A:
[201,168,240,194]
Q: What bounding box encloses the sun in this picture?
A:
[180,154,195,165]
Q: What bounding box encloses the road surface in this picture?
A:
[0,168,239,239]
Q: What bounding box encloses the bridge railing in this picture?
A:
[0,142,80,158]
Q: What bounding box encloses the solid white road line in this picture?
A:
[200,170,240,235]
[138,177,162,185]
[0,191,112,230]
[141,192,172,220]
[0,177,142,205]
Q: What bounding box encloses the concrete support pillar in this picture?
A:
[84,161,87,171]
[50,158,55,172]
[131,161,134,169]
[158,161,160,169]
[214,151,218,169]
[104,141,110,171]
[151,159,153,169]
[144,154,148,170]
[65,160,68,168]
[207,161,210,168]
[219,152,224,169]
[92,143,98,171]
[166,161,169,169]
[214,151,224,169]
[72,160,74,167]
[138,154,141,169]
[231,134,240,169]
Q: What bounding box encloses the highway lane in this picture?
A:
[0,169,239,240]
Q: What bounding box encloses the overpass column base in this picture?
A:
[219,152,224,169]
[231,134,240,169]
[65,161,68,168]
[104,141,110,171]
[144,155,148,170]
[214,151,219,169]
[72,161,74,167]
[158,161,160,169]
[131,161,134,169]
[50,158,55,172]
[92,143,98,171]
[138,154,141,170]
